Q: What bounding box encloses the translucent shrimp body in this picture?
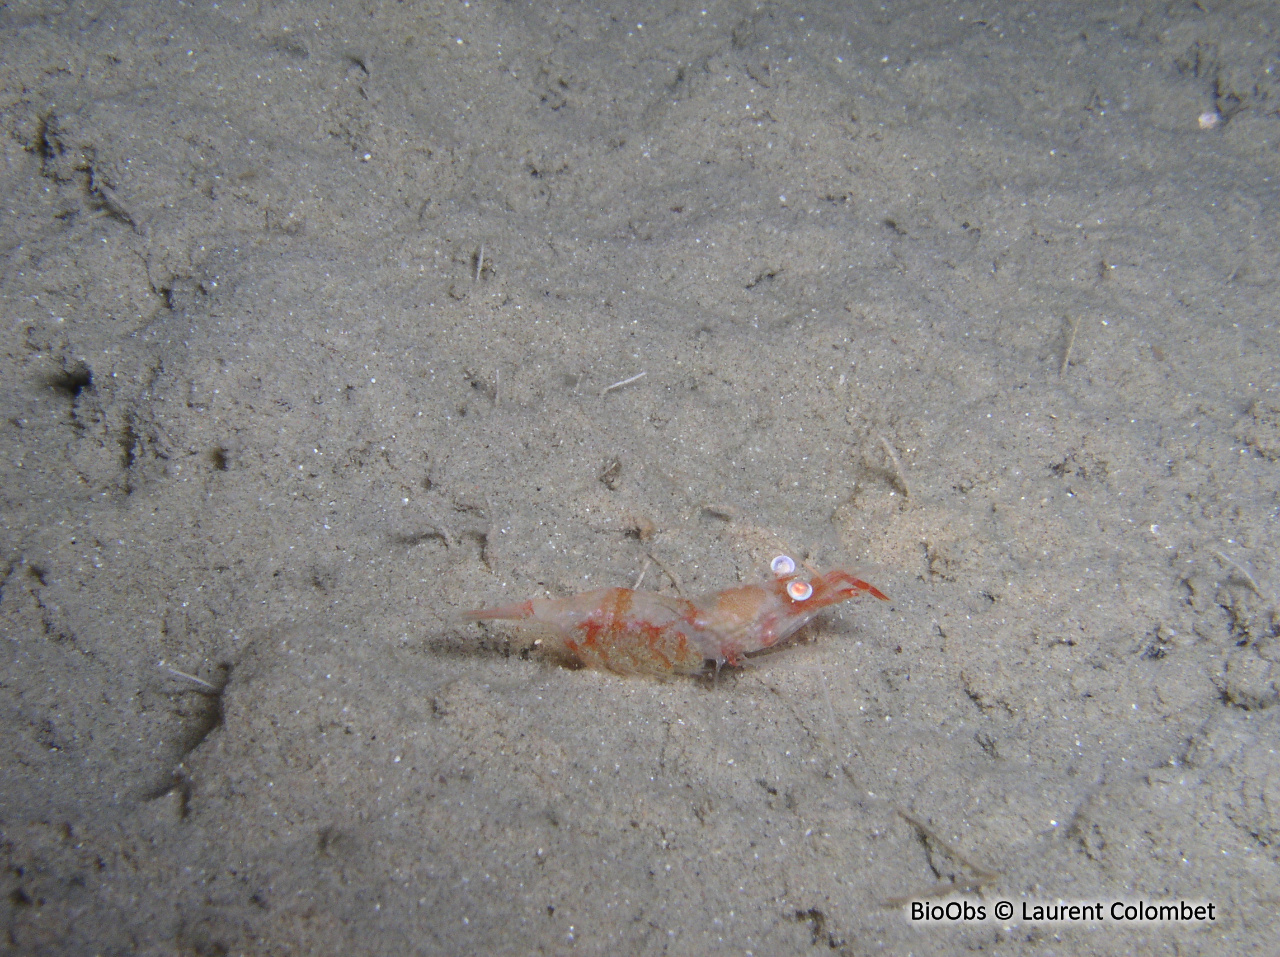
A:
[463,557,887,676]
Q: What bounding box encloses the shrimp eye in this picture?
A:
[786,580,813,601]
[771,554,797,577]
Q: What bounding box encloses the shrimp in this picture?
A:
[462,554,888,676]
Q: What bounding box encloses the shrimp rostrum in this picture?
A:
[463,554,887,676]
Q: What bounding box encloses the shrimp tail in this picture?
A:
[462,599,536,622]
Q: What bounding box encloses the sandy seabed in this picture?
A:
[2,1,1278,954]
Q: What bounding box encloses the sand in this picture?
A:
[2,0,1278,953]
